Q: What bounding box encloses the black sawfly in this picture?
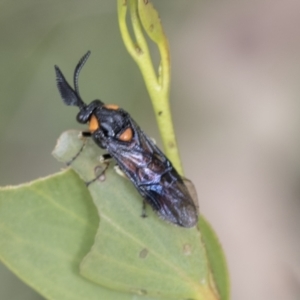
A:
[54,51,198,228]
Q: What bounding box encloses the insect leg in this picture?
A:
[85,162,109,187]
[81,131,92,137]
[141,200,147,218]
[99,153,112,163]
[66,131,91,166]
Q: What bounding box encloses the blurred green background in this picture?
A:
[1,1,300,299]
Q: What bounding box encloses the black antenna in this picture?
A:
[55,52,92,108]
[54,66,83,107]
[74,51,91,96]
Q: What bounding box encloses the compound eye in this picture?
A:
[104,104,119,110]
[118,127,133,142]
[89,114,100,132]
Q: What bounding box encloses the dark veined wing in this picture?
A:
[105,118,198,227]
[139,168,198,228]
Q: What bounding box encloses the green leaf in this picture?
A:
[53,131,220,300]
[0,160,154,299]
[137,0,165,45]
[0,130,229,300]
[199,217,230,300]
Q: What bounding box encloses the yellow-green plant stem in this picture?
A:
[117,0,183,176]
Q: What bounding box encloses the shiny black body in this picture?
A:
[54,51,198,227]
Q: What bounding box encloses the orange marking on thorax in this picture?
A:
[89,114,99,132]
[118,127,133,142]
[104,104,119,110]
